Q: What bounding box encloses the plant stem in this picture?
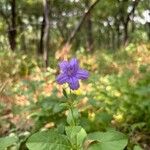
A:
[72,108,76,126]
[69,89,76,126]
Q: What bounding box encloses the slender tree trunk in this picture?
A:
[111,30,115,50]
[20,34,27,52]
[107,28,110,49]
[8,0,17,51]
[123,0,140,44]
[38,14,45,55]
[17,15,27,52]
[116,23,120,49]
[43,0,50,67]
[147,22,150,40]
[107,21,113,49]
[98,26,102,48]
[123,22,128,45]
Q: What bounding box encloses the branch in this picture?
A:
[66,0,100,44]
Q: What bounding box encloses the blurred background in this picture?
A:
[0,0,150,149]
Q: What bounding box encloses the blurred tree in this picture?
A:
[0,0,17,51]
[9,0,17,51]
[43,0,50,67]
[63,0,100,54]
[38,14,45,55]
[0,0,149,57]
[119,0,140,44]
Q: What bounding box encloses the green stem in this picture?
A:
[70,104,76,126]
[68,90,79,149]
[70,89,77,126]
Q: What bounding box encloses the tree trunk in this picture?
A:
[107,21,113,49]
[111,30,115,50]
[107,28,111,49]
[17,15,27,52]
[43,0,50,68]
[123,22,128,45]
[38,14,45,55]
[8,0,17,51]
[147,22,150,40]
[116,23,120,49]
[123,0,140,44]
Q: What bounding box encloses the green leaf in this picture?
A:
[70,93,77,100]
[65,126,87,149]
[87,130,128,150]
[96,112,112,125]
[133,145,143,150]
[26,130,71,150]
[0,135,18,150]
[63,88,68,98]
[67,108,79,126]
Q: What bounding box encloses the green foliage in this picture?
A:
[0,44,149,149]
[26,130,71,150]
[0,50,38,82]
[0,0,149,148]
[26,129,127,150]
[0,135,18,150]
[87,130,128,150]
[133,145,143,150]
[28,94,67,131]
[65,126,87,149]
[67,108,80,126]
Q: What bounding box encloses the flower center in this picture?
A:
[67,67,74,76]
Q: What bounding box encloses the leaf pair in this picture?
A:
[26,126,87,150]
[26,129,129,150]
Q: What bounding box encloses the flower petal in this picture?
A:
[69,58,79,72]
[56,73,68,84]
[69,77,79,90]
[59,61,68,72]
[76,69,89,80]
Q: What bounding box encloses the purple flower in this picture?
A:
[56,58,89,90]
